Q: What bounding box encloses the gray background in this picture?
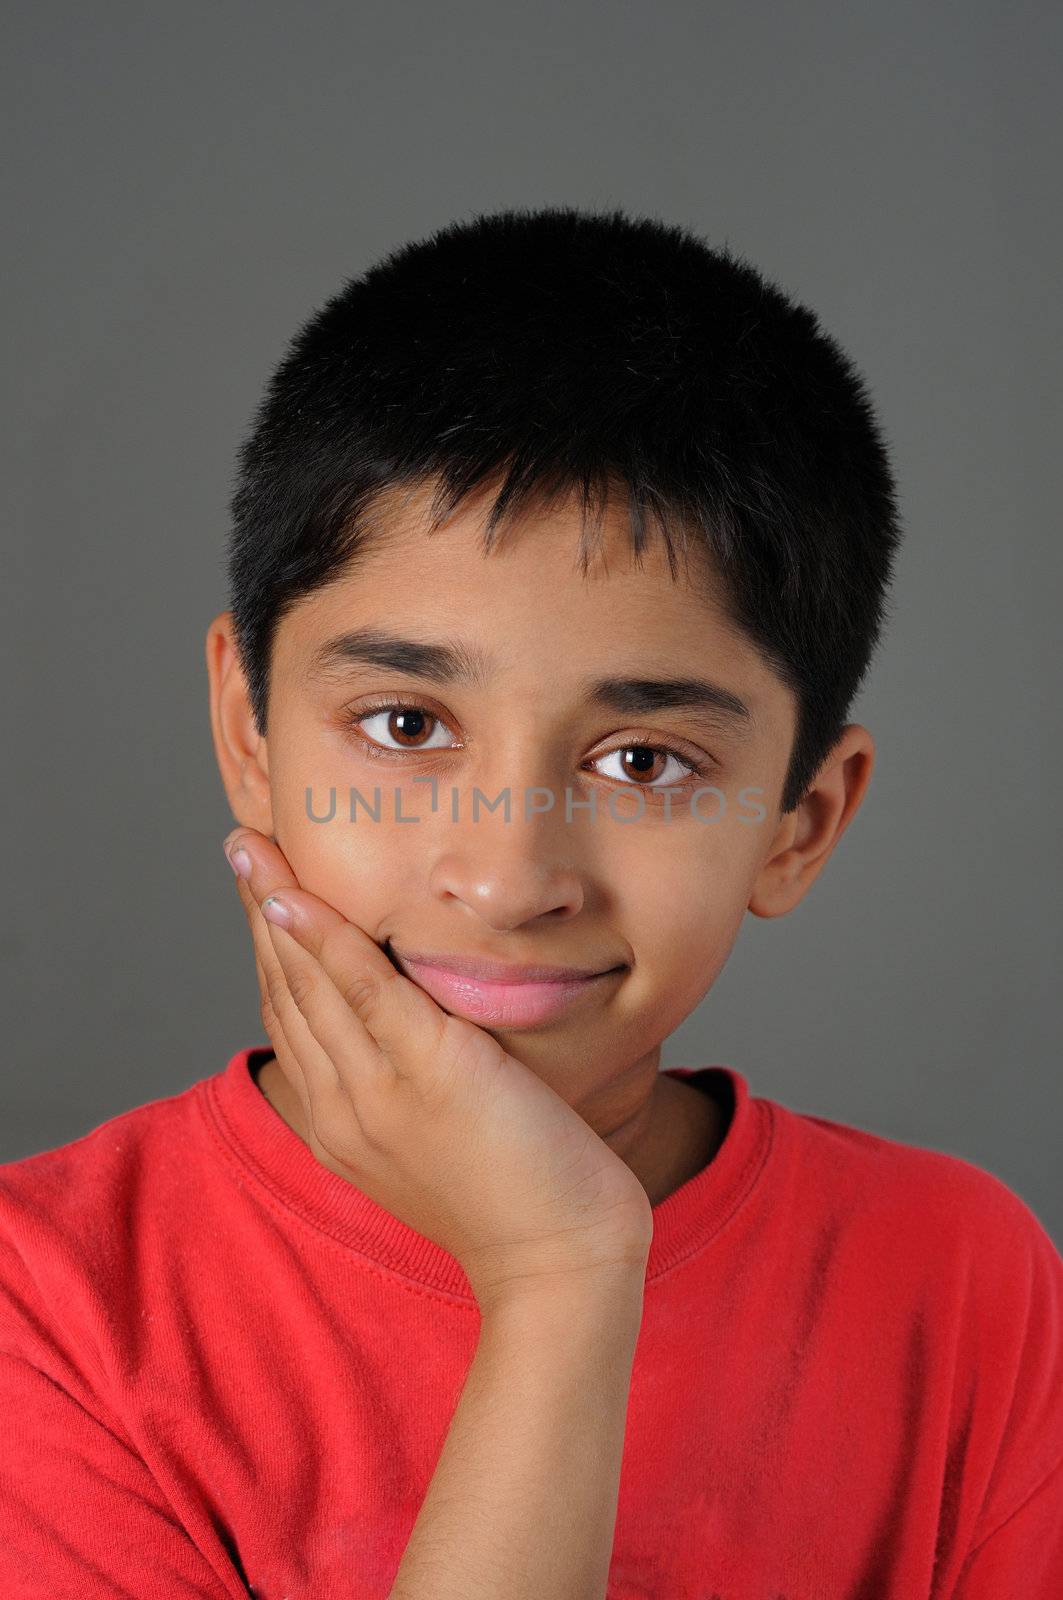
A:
[4,3,1060,1243]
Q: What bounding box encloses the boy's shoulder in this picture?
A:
[0,1075,210,1330]
[786,1099,1063,1542]
[0,1072,205,1200]
[768,1085,1061,1274]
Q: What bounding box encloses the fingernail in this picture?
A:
[226,845,252,879]
[262,896,292,929]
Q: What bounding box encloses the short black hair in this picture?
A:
[226,203,902,814]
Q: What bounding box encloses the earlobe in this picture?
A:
[746,831,808,920]
[747,858,815,919]
[746,725,875,920]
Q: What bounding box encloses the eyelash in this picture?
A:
[338,696,718,789]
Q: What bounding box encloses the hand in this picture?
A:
[224,828,654,1308]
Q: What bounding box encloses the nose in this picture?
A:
[426,824,587,931]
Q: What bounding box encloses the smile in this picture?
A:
[390,953,628,1028]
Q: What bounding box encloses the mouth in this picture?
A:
[387,945,629,1029]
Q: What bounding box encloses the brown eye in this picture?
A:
[619,747,665,783]
[385,708,431,746]
[351,705,458,753]
[590,744,700,787]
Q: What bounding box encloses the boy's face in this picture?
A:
[210,481,872,1117]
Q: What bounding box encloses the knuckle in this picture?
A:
[260,953,287,1009]
[310,1080,370,1162]
[343,1081,387,1155]
[339,965,390,1019]
[285,964,319,1011]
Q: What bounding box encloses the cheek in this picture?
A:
[270,797,404,937]
[266,721,399,926]
[616,827,756,983]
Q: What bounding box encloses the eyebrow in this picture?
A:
[307,627,756,733]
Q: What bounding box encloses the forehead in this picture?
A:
[275,480,790,724]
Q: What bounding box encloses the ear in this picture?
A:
[747,725,875,918]
[204,611,274,834]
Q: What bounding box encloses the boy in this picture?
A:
[1,204,1060,1599]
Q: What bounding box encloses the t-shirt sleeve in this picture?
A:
[950,1450,1063,1597]
[945,1176,1063,1597]
[0,1186,249,1600]
[0,1347,247,1599]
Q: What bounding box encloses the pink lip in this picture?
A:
[392,952,627,1028]
[391,947,620,983]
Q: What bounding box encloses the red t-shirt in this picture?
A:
[1,1045,1060,1599]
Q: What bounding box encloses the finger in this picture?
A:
[251,946,315,1130]
[224,826,300,892]
[249,945,346,1169]
[230,830,451,1070]
[233,866,344,1102]
[258,886,451,1076]
[228,831,368,1091]
[236,873,364,1168]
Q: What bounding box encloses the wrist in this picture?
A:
[474,1256,649,1321]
